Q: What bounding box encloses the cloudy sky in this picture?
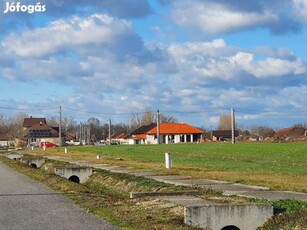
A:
[1,0,307,129]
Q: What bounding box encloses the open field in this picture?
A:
[29,142,307,192]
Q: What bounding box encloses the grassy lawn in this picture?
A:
[29,142,307,192]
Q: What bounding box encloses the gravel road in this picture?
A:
[0,161,121,230]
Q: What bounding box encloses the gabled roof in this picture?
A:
[23,117,46,128]
[131,123,157,135]
[147,123,203,135]
[112,133,126,139]
[24,123,59,138]
[132,134,147,140]
[64,132,76,141]
[212,130,239,138]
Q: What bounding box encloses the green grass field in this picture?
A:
[33,142,307,192]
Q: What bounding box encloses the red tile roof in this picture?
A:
[23,117,46,127]
[112,133,126,139]
[147,123,203,135]
[273,128,291,137]
[132,134,147,140]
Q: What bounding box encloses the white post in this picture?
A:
[64,148,68,154]
[165,152,172,169]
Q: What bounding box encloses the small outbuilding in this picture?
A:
[212,130,239,142]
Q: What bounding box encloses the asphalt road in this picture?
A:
[0,161,121,230]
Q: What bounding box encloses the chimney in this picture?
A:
[40,122,43,126]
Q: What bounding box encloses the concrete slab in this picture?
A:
[93,165,122,170]
[236,190,307,201]
[198,183,270,193]
[129,171,157,176]
[130,191,200,199]
[147,175,192,181]
[155,178,231,187]
[161,195,210,207]
[91,165,157,176]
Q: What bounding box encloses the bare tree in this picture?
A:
[62,117,78,133]
[160,113,178,123]
[129,108,155,131]
[289,123,305,137]
[47,116,58,127]
[129,108,178,131]
[7,113,28,142]
[250,125,274,139]
[0,113,6,134]
[218,114,231,130]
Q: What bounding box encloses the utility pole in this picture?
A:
[157,110,160,144]
[109,119,111,145]
[231,108,236,144]
[59,106,62,146]
[87,126,91,145]
[79,123,82,144]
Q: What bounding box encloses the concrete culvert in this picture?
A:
[30,163,38,169]
[69,175,80,183]
[221,226,240,230]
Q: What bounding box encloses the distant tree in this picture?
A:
[218,114,231,130]
[250,125,274,139]
[87,117,103,142]
[239,129,251,141]
[47,116,58,127]
[62,117,78,133]
[0,113,6,133]
[289,123,305,137]
[47,116,78,133]
[129,108,178,131]
[129,108,154,131]
[112,123,129,135]
[7,113,28,140]
[160,113,178,123]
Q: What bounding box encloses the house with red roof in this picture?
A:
[146,123,203,144]
[129,123,157,144]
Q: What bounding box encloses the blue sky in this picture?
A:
[1,0,307,129]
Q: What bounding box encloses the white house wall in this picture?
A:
[146,134,202,144]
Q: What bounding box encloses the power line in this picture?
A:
[0,106,58,111]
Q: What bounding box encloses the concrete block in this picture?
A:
[6,153,23,160]
[184,202,273,230]
[20,157,45,168]
[54,166,93,183]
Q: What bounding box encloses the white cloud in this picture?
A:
[2,14,133,57]
[168,41,306,82]
[231,52,307,78]
[172,1,277,34]
[293,0,307,20]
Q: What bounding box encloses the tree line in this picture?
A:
[0,109,178,142]
[0,111,306,143]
